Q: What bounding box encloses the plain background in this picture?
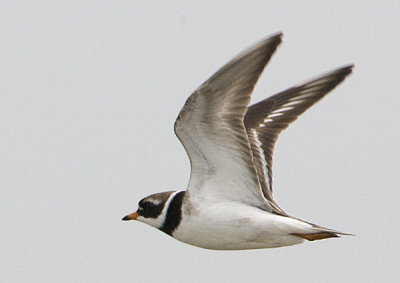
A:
[2,1,399,282]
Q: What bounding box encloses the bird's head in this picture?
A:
[122,191,176,229]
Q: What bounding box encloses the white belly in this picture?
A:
[172,201,309,250]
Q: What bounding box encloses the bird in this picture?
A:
[122,32,353,250]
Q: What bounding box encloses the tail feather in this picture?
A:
[292,225,354,241]
[292,231,340,241]
[290,217,354,241]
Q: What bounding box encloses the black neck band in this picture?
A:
[160,191,185,236]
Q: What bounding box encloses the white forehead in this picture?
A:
[146,196,163,206]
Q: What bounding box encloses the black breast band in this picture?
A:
[160,191,185,236]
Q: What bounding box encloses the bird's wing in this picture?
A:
[244,65,353,214]
[174,33,282,209]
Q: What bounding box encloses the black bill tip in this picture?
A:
[122,215,130,221]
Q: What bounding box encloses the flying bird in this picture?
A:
[122,32,353,250]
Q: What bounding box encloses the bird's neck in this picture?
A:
[160,191,186,236]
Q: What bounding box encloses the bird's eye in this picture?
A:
[142,202,154,208]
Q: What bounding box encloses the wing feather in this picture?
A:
[245,65,354,212]
[175,33,283,208]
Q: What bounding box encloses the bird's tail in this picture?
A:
[291,220,354,241]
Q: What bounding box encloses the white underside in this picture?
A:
[172,198,316,250]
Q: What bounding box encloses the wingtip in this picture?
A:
[270,31,284,39]
[255,32,284,56]
[338,232,356,237]
[256,32,283,48]
[320,64,354,80]
[342,64,355,72]
[268,32,284,44]
[337,64,355,75]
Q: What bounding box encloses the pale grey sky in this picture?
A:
[1,1,399,282]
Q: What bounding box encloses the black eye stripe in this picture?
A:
[138,202,165,218]
[141,202,156,209]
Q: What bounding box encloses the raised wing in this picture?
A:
[174,33,282,209]
[245,65,353,213]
